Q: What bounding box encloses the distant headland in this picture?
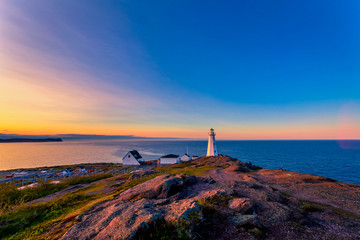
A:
[0,138,63,143]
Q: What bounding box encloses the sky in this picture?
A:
[0,0,360,140]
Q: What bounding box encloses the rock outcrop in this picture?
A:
[61,155,360,240]
[228,198,253,213]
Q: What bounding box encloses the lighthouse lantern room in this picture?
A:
[206,128,218,156]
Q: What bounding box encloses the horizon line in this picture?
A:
[0,133,359,141]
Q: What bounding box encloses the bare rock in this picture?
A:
[230,214,259,227]
[208,176,216,184]
[141,170,158,177]
[195,189,227,201]
[155,177,183,199]
[164,200,200,222]
[128,172,141,179]
[228,198,253,213]
[118,175,182,201]
[60,200,163,240]
[59,156,360,240]
[128,170,158,180]
[225,162,250,173]
[182,175,197,186]
[75,214,84,222]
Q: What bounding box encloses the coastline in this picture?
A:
[0,155,359,239]
[1,140,359,184]
[0,162,121,179]
[0,138,63,143]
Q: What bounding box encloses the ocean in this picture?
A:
[0,139,359,184]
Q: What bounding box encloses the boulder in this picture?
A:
[140,170,158,177]
[128,172,141,179]
[75,214,84,222]
[182,175,197,186]
[228,198,253,213]
[208,176,216,184]
[229,214,259,227]
[118,175,183,201]
[60,200,164,240]
[155,177,184,199]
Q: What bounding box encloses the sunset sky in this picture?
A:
[1,0,360,139]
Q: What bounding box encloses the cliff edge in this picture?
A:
[60,155,360,240]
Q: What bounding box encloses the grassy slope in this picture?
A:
[0,173,112,211]
[0,163,122,179]
[0,161,218,240]
[0,174,113,240]
[4,157,358,240]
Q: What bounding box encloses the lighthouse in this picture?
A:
[207,128,218,156]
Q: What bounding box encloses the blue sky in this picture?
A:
[0,0,359,139]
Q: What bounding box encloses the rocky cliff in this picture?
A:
[60,155,360,240]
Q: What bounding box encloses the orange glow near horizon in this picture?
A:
[2,69,358,140]
[2,122,359,140]
[1,72,359,140]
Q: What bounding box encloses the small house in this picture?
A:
[74,166,86,175]
[192,155,199,160]
[122,150,144,165]
[180,153,191,162]
[160,154,180,165]
[58,168,73,177]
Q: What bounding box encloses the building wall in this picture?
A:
[122,153,140,165]
[160,157,180,164]
[207,134,218,156]
[181,155,191,161]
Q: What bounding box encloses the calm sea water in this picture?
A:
[0,139,359,184]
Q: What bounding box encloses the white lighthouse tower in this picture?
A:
[206,128,218,156]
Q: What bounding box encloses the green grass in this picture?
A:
[0,159,226,239]
[157,161,217,176]
[108,172,132,182]
[0,192,96,240]
[111,161,218,196]
[0,171,157,240]
[300,200,360,221]
[0,173,112,212]
[197,194,233,208]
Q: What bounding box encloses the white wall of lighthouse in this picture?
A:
[206,128,218,156]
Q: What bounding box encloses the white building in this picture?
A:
[160,154,180,164]
[122,150,144,165]
[206,128,218,156]
[180,153,191,162]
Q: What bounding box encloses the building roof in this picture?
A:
[182,153,190,156]
[161,154,179,158]
[129,150,143,160]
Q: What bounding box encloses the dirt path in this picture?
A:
[31,184,90,204]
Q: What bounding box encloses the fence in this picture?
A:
[0,173,57,186]
[0,167,136,187]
